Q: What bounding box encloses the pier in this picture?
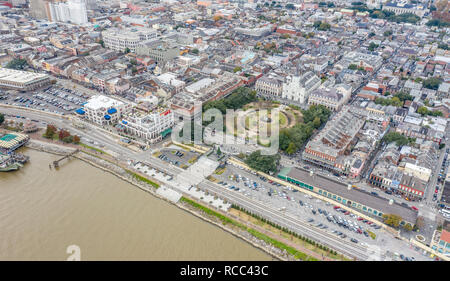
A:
[52,149,79,168]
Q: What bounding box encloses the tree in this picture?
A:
[99,39,105,48]
[62,136,74,143]
[417,106,429,116]
[403,223,413,231]
[382,214,402,228]
[286,142,296,155]
[383,30,393,37]
[73,135,80,144]
[191,48,199,55]
[6,58,28,70]
[0,113,4,126]
[43,125,57,139]
[58,129,71,141]
[217,147,222,156]
[233,66,242,73]
[312,116,321,129]
[285,3,295,9]
[426,19,450,28]
[348,64,358,70]
[414,216,425,231]
[422,77,442,90]
[368,42,379,51]
[244,150,280,174]
[124,47,131,54]
[383,132,409,146]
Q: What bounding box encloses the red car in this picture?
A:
[411,206,419,211]
[334,206,340,210]
[367,221,373,225]
[435,189,438,194]
[344,211,350,215]
[357,217,363,221]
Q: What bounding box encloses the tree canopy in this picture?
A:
[383,132,409,146]
[382,214,402,228]
[202,87,257,114]
[6,58,28,70]
[422,77,442,90]
[368,42,379,51]
[313,21,331,31]
[244,150,280,174]
[280,105,331,155]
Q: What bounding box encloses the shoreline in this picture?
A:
[24,140,286,261]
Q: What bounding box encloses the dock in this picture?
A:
[52,149,79,168]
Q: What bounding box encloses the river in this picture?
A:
[0,148,272,261]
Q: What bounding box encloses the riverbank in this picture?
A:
[24,139,288,260]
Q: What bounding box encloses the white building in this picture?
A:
[47,0,88,25]
[102,27,157,53]
[282,71,321,104]
[121,109,175,143]
[404,162,432,182]
[255,74,283,100]
[0,68,50,91]
[82,95,131,125]
[185,78,215,94]
[67,0,88,25]
[157,72,185,93]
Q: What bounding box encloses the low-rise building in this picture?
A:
[308,87,345,111]
[102,27,157,53]
[136,39,180,63]
[255,74,283,100]
[0,68,50,91]
[121,109,174,144]
[81,95,131,126]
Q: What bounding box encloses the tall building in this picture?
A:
[29,0,48,20]
[67,0,88,25]
[33,0,88,25]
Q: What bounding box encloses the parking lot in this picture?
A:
[156,147,200,169]
[0,85,89,115]
[212,164,427,260]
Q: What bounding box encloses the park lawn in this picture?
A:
[367,230,376,240]
[214,167,226,175]
[180,197,318,261]
[125,169,160,189]
[206,175,218,182]
[278,112,287,126]
[188,156,198,164]
[229,208,350,261]
[79,142,106,154]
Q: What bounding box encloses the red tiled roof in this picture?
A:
[441,230,450,244]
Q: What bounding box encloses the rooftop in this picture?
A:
[0,68,49,84]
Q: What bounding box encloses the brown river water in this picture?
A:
[0,148,271,261]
